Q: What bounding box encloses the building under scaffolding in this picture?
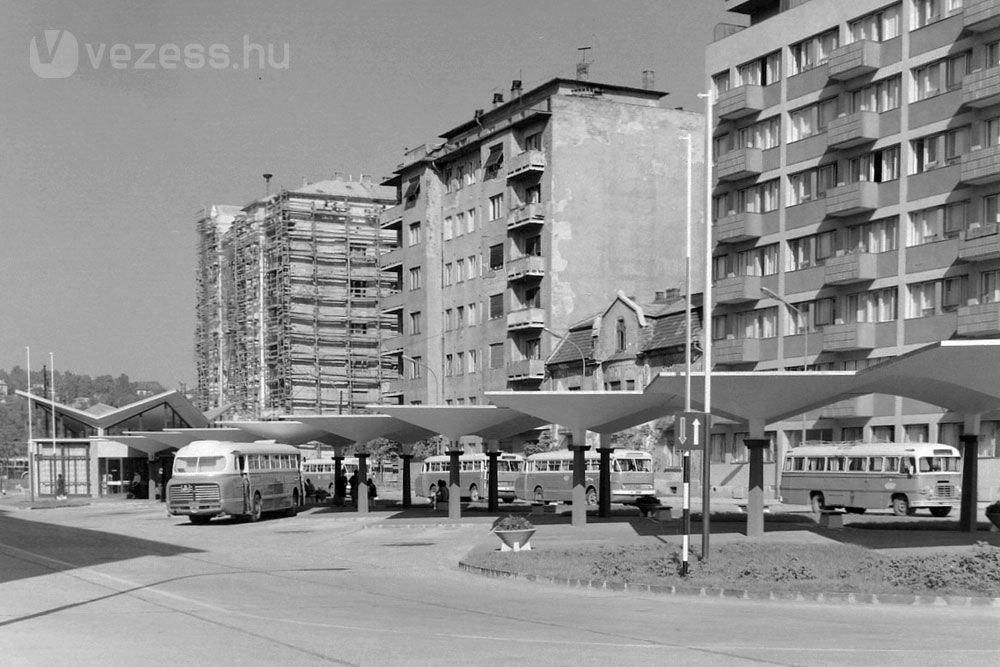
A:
[194,175,399,418]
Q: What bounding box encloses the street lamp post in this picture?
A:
[761,285,810,447]
[398,353,440,405]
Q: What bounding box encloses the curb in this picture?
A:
[457,561,1000,607]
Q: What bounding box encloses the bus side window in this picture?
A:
[868,457,882,472]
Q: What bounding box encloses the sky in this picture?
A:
[0,0,744,388]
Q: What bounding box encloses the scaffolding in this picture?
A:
[195,176,399,418]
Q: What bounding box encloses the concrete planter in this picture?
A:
[494,529,535,552]
[987,508,1000,531]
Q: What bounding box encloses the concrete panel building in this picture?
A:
[380,77,706,405]
[706,0,1000,471]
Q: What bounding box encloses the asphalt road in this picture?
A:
[0,501,998,666]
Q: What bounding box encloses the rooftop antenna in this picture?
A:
[263,173,273,196]
[576,46,591,81]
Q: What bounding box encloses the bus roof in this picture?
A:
[787,442,960,457]
[421,452,523,462]
[526,449,651,460]
[176,440,302,457]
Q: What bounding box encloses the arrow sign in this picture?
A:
[676,411,710,451]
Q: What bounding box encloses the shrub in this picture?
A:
[492,514,533,531]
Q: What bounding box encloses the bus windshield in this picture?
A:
[498,460,523,472]
[919,456,960,473]
[614,458,651,473]
[175,456,229,474]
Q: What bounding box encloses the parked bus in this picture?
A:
[515,449,656,506]
[780,442,961,517]
[167,440,303,523]
[415,452,524,502]
[301,456,358,493]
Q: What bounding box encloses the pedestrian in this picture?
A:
[435,479,448,511]
[55,473,67,500]
[367,478,378,508]
[348,471,359,507]
[334,470,348,506]
[304,478,316,500]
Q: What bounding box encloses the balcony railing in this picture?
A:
[828,40,882,81]
[714,275,762,304]
[713,211,763,244]
[715,85,765,121]
[822,322,876,351]
[506,255,545,282]
[961,144,1000,186]
[507,203,546,230]
[958,222,1000,262]
[957,301,1000,336]
[826,181,879,217]
[965,0,1000,32]
[507,359,546,380]
[716,148,764,182]
[713,337,761,365]
[824,252,878,285]
[963,67,1000,108]
[506,150,545,180]
[827,111,879,149]
[506,307,546,330]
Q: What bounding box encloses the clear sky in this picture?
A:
[0,0,743,388]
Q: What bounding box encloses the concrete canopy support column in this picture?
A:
[400,453,414,508]
[571,428,589,528]
[959,433,980,533]
[486,443,500,512]
[743,438,770,538]
[447,448,462,520]
[356,452,370,515]
[597,433,613,518]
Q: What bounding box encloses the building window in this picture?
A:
[409,356,422,379]
[489,194,504,220]
[847,145,900,183]
[733,116,780,151]
[403,177,420,208]
[455,352,464,375]
[484,144,504,179]
[408,222,422,246]
[455,259,465,283]
[409,311,422,335]
[444,308,453,331]
[845,287,898,323]
[489,342,505,368]
[845,216,898,253]
[713,308,778,340]
[525,183,542,204]
[789,28,839,76]
[850,76,901,113]
[787,98,838,143]
[444,354,453,377]
[455,212,465,237]
[986,194,1000,224]
[466,208,477,233]
[489,293,504,319]
[443,262,453,286]
[444,216,453,240]
[942,276,966,310]
[739,180,780,214]
[987,40,1000,70]
[712,70,730,96]
[787,164,838,205]
[907,202,967,245]
[466,255,478,280]
[467,349,479,373]
[524,131,542,151]
[615,318,627,352]
[910,127,968,174]
[735,244,779,276]
[489,243,504,271]
[735,51,782,87]
[467,302,480,326]
[980,270,1000,304]
[911,0,963,30]
[408,266,422,290]
[849,3,901,43]
[912,52,970,101]
[906,281,937,318]
[904,424,929,443]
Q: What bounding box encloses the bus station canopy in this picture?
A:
[485,391,686,434]
[220,420,353,447]
[289,414,438,445]
[372,405,547,442]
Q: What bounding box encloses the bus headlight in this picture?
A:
[919,485,932,496]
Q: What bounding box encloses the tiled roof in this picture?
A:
[547,327,595,366]
[644,310,702,353]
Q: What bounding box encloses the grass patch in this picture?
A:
[466,541,1000,597]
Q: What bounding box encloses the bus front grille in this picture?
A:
[170,483,222,505]
[935,483,957,499]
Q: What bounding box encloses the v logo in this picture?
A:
[29,29,79,79]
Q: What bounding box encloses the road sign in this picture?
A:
[675,411,710,451]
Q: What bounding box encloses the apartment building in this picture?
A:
[194,176,398,417]
[707,0,1000,457]
[379,78,705,405]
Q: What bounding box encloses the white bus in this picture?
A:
[301,456,358,493]
[780,442,962,517]
[515,449,656,506]
[167,440,303,523]
[415,452,524,502]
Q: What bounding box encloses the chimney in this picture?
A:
[654,288,681,303]
[474,108,484,119]
[262,173,273,196]
[492,92,504,106]
[642,70,655,90]
[654,290,666,302]
[510,79,523,98]
[333,171,344,180]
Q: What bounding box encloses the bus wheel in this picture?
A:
[891,495,911,517]
[810,493,826,514]
[585,487,598,506]
[929,506,952,517]
[189,515,210,525]
[533,486,544,503]
[249,493,263,522]
[469,485,480,502]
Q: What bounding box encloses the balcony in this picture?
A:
[823,252,878,285]
[826,181,879,217]
[506,255,545,282]
[507,203,546,230]
[713,337,761,365]
[965,0,1000,32]
[822,322,876,351]
[507,359,546,381]
[828,40,882,81]
[827,111,880,149]
[507,307,545,331]
[714,275,761,304]
[958,302,1000,336]
[961,144,1000,186]
[963,67,1000,108]
[713,211,763,244]
[715,85,765,121]
[959,222,1000,262]
[716,148,763,182]
[506,150,545,180]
